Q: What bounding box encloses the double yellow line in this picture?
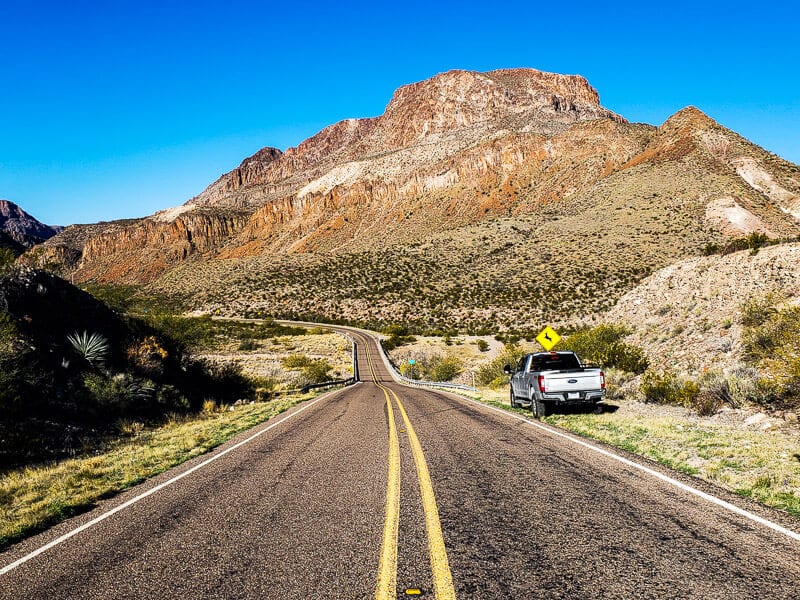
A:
[365,343,456,600]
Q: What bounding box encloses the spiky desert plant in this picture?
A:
[67,331,110,368]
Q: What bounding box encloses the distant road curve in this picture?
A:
[0,321,798,598]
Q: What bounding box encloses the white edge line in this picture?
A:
[0,391,337,577]
[286,322,800,544]
[460,396,800,543]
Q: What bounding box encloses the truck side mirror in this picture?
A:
[503,365,512,375]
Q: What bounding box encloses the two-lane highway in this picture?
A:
[1,328,799,598]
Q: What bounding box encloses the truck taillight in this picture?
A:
[538,375,546,393]
[600,371,606,389]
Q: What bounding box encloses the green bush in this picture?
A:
[705,232,772,256]
[475,339,490,352]
[0,247,17,268]
[476,344,525,388]
[381,324,416,351]
[238,339,258,351]
[299,359,333,385]
[556,324,649,374]
[639,369,699,406]
[281,354,314,369]
[428,355,462,382]
[739,296,800,408]
[739,294,780,329]
[0,311,16,346]
[742,304,800,362]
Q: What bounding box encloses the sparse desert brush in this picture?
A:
[739,296,800,408]
[555,323,649,374]
[280,353,314,369]
[117,419,145,436]
[639,369,699,407]
[476,344,526,388]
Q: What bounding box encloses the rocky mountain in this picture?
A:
[0,200,63,248]
[31,68,800,331]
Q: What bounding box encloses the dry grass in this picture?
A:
[0,394,312,549]
[475,388,800,519]
[542,408,800,517]
[198,332,352,387]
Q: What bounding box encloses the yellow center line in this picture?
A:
[371,347,401,600]
[364,340,456,600]
[390,388,456,600]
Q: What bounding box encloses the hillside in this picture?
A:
[30,68,800,330]
[606,242,800,375]
[0,200,62,248]
[0,267,251,467]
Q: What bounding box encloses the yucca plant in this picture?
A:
[67,331,110,368]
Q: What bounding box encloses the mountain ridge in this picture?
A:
[0,200,63,248]
[26,67,800,332]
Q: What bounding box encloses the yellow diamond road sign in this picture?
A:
[536,326,560,351]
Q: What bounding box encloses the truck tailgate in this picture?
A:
[544,370,603,392]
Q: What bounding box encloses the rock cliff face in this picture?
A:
[34,67,800,326]
[0,200,62,247]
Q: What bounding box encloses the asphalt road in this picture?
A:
[1,329,799,598]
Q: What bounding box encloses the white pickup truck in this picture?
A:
[503,351,605,418]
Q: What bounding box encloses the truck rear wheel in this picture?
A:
[510,387,519,409]
[530,389,547,418]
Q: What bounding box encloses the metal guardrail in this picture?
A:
[372,336,478,393]
[276,320,478,394]
[299,378,356,394]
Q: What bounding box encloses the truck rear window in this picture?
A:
[530,354,581,371]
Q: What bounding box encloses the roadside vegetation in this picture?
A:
[0,270,259,468]
[540,409,800,519]
[0,394,313,550]
[632,294,800,416]
[0,273,353,549]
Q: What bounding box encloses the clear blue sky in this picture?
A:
[1,0,798,226]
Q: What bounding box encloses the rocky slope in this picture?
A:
[31,68,800,329]
[0,200,62,248]
[605,242,800,375]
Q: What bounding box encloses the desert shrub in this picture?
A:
[476,344,526,388]
[281,354,314,369]
[556,324,649,374]
[603,368,636,400]
[252,376,279,401]
[739,293,780,329]
[126,335,169,376]
[298,359,333,385]
[0,311,16,346]
[706,232,773,256]
[475,339,490,352]
[739,296,800,408]
[82,372,191,418]
[238,339,258,351]
[742,304,800,361]
[143,314,217,349]
[0,247,16,268]
[726,366,767,406]
[381,324,416,351]
[428,355,463,382]
[691,389,724,416]
[639,369,699,406]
